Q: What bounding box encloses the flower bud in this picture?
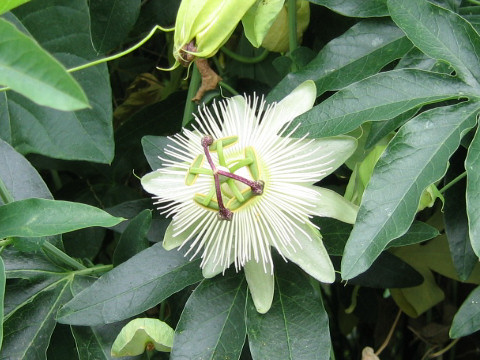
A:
[260,0,310,53]
[172,0,256,68]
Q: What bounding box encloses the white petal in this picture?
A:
[162,220,185,250]
[245,260,274,314]
[141,169,185,197]
[278,222,335,283]
[310,186,358,224]
[264,80,316,133]
[202,252,234,278]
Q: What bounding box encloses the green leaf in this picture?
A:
[342,102,479,280]
[444,163,477,281]
[142,135,177,170]
[106,199,169,242]
[344,252,423,288]
[388,0,480,87]
[0,198,124,238]
[2,250,72,360]
[1,0,114,163]
[450,285,480,338]
[289,69,477,138]
[308,0,388,17]
[267,19,412,101]
[0,18,89,111]
[320,218,438,256]
[0,257,5,352]
[89,0,141,54]
[57,242,203,326]
[0,138,52,205]
[467,126,480,257]
[247,261,331,360]
[113,209,151,266]
[171,273,247,359]
[0,0,31,15]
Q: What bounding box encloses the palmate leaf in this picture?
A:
[342,101,479,280]
[0,0,30,15]
[170,273,247,360]
[57,242,203,326]
[466,126,480,257]
[0,138,52,205]
[89,0,141,54]
[0,198,124,238]
[308,0,388,17]
[388,0,480,88]
[2,251,78,360]
[0,18,88,111]
[450,285,480,338]
[0,0,114,163]
[267,19,412,102]
[0,257,5,352]
[288,69,479,138]
[247,260,331,360]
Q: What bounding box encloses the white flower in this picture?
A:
[141,81,358,313]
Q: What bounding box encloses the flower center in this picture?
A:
[186,135,264,220]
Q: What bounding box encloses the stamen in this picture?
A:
[216,170,264,195]
[202,135,232,221]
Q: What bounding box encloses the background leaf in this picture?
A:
[0,0,31,15]
[247,261,331,360]
[289,69,477,138]
[0,138,52,205]
[268,19,412,101]
[0,257,4,352]
[57,242,203,326]
[308,0,388,18]
[0,0,114,163]
[342,101,479,279]
[0,198,124,238]
[388,0,480,87]
[443,156,477,281]
[0,18,88,110]
[171,273,247,360]
[466,126,480,257]
[450,285,480,338]
[112,209,151,266]
[89,0,141,54]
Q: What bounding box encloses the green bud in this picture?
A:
[259,0,310,53]
[111,318,174,357]
[417,184,444,211]
[172,0,257,67]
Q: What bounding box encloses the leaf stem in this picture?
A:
[182,63,201,126]
[439,171,466,194]
[73,264,112,276]
[42,241,87,270]
[0,238,13,247]
[220,47,269,64]
[467,0,480,5]
[0,177,14,204]
[288,0,298,53]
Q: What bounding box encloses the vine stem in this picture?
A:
[42,241,87,270]
[182,63,201,126]
[0,239,13,247]
[439,171,466,194]
[72,264,112,276]
[0,25,172,92]
[0,178,14,204]
[220,47,269,64]
[288,0,298,53]
[376,309,402,356]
